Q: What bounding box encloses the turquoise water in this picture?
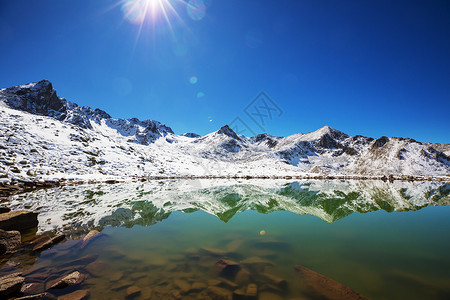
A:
[2,180,450,299]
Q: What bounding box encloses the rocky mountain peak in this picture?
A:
[217,125,241,140]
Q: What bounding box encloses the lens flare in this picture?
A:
[189,76,198,84]
[187,0,206,21]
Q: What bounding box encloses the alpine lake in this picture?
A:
[1,179,449,300]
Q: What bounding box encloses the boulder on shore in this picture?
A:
[0,272,25,298]
[0,210,38,231]
[0,229,21,254]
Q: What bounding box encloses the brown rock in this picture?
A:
[294,265,369,300]
[208,279,222,286]
[57,290,90,300]
[234,268,252,286]
[174,278,191,294]
[126,285,141,298]
[48,271,85,289]
[232,288,246,300]
[80,230,100,249]
[200,247,227,257]
[0,229,21,254]
[191,282,207,292]
[0,272,25,297]
[258,292,283,300]
[33,234,65,252]
[85,260,110,277]
[141,287,152,300]
[0,210,38,231]
[241,257,273,272]
[219,278,238,290]
[261,273,288,290]
[108,271,123,282]
[111,280,133,291]
[245,283,257,298]
[20,282,45,294]
[215,259,240,279]
[16,292,57,299]
[129,272,147,280]
[206,286,232,300]
[59,254,98,268]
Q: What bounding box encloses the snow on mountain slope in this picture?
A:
[0,80,449,182]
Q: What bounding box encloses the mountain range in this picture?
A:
[0,80,449,182]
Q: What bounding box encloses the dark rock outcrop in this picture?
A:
[0,211,38,231]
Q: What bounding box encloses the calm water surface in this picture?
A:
[2,180,450,299]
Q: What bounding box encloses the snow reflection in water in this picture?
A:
[1,180,449,299]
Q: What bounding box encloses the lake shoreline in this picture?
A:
[1,174,449,198]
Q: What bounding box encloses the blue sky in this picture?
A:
[0,0,449,142]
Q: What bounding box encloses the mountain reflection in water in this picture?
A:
[7,179,450,234]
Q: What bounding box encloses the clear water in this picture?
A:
[2,180,450,299]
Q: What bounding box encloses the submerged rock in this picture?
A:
[294,265,368,300]
[215,259,240,279]
[206,286,232,300]
[16,292,57,299]
[20,282,45,295]
[234,268,252,286]
[200,247,227,257]
[59,254,98,268]
[0,229,21,254]
[191,282,207,292]
[0,210,38,231]
[246,283,258,298]
[173,278,191,294]
[80,230,101,249]
[241,257,273,272]
[261,272,288,290]
[258,291,283,300]
[126,285,141,298]
[0,272,25,298]
[48,271,85,289]
[57,289,90,300]
[85,260,110,277]
[32,234,65,252]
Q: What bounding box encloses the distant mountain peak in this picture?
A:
[217,125,241,140]
[182,133,201,138]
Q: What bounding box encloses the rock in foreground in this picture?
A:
[0,229,21,254]
[294,265,368,300]
[0,272,25,298]
[0,210,38,231]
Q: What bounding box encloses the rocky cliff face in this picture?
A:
[0,80,449,181]
[0,80,173,144]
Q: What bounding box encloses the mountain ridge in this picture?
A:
[0,80,449,182]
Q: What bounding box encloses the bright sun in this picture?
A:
[120,0,180,26]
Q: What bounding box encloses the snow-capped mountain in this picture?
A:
[0,80,449,182]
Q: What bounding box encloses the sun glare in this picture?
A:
[120,0,181,27]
